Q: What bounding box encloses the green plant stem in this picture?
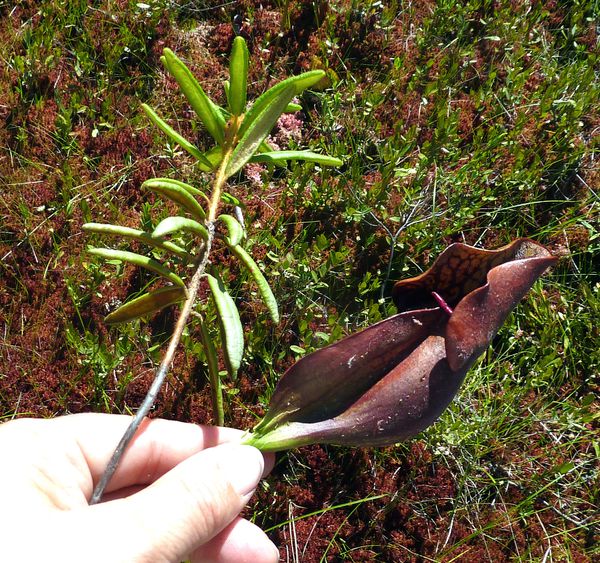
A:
[90,146,233,505]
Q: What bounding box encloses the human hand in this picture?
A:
[0,413,278,562]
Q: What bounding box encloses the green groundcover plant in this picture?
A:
[86,37,555,503]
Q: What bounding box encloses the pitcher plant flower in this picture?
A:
[244,239,556,451]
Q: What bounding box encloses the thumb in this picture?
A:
[89,444,265,562]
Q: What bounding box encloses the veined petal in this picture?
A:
[247,239,556,452]
[247,334,452,450]
[392,238,553,312]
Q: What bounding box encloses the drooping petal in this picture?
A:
[253,308,442,435]
[247,333,453,450]
[246,239,556,452]
[445,246,556,371]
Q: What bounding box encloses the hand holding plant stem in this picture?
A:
[86,36,342,503]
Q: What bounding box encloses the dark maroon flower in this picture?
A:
[244,239,556,451]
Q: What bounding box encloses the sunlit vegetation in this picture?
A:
[0,1,597,560]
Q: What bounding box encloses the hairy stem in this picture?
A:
[90,147,233,505]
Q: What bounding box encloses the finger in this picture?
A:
[190,517,279,563]
[87,444,266,561]
[104,448,276,502]
[49,413,247,493]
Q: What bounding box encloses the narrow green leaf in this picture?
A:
[207,273,244,379]
[223,80,231,108]
[250,150,343,167]
[88,247,185,288]
[226,84,296,178]
[141,104,214,169]
[153,216,208,240]
[229,245,279,324]
[258,140,275,153]
[105,286,187,324]
[143,177,209,203]
[199,317,220,384]
[199,317,223,426]
[162,48,226,145]
[238,70,325,138]
[229,36,249,115]
[82,223,189,259]
[218,214,244,246]
[257,139,287,169]
[221,192,241,206]
[217,104,230,120]
[285,102,302,112]
[142,178,206,220]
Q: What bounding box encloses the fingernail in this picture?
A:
[220,445,264,496]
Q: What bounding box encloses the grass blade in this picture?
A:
[228,36,249,115]
[207,273,244,379]
[230,244,279,323]
[238,70,325,139]
[199,317,224,425]
[141,104,213,169]
[219,214,244,246]
[152,216,208,240]
[162,48,226,145]
[104,286,187,324]
[226,84,296,178]
[142,178,206,220]
[250,150,343,167]
[82,223,189,259]
[88,247,186,288]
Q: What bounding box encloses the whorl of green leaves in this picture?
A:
[84,34,342,402]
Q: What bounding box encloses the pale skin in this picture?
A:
[0,413,279,563]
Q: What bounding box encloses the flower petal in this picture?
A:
[445,247,556,371]
[247,333,458,450]
[253,308,442,435]
[392,238,553,312]
[247,239,556,451]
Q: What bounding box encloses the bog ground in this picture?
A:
[0,1,598,561]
